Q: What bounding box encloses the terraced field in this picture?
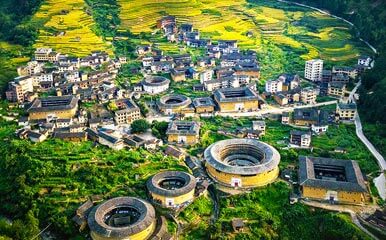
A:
[32,0,113,56]
[118,0,372,68]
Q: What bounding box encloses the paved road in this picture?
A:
[347,81,386,200]
[301,200,379,240]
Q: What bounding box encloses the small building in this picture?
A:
[170,69,186,82]
[166,121,200,145]
[293,108,319,126]
[52,132,87,142]
[165,145,185,161]
[252,121,266,135]
[27,130,47,143]
[27,95,78,121]
[98,131,124,150]
[336,102,357,121]
[290,130,311,148]
[300,87,317,105]
[200,70,214,84]
[214,87,259,113]
[274,93,289,106]
[192,97,215,114]
[328,82,346,97]
[114,99,141,125]
[299,156,368,204]
[282,112,290,124]
[124,135,146,148]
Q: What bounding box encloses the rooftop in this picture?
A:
[27,95,78,113]
[166,121,200,136]
[299,156,367,193]
[214,87,259,102]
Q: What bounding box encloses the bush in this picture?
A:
[131,119,150,133]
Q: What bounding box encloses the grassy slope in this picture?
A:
[32,0,113,56]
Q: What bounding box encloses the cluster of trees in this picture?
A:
[85,0,120,37]
[0,0,43,46]
[288,0,386,123]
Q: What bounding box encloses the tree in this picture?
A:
[131,119,150,133]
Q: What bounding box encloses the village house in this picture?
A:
[6,76,34,103]
[27,95,79,121]
[332,66,358,79]
[300,87,318,105]
[113,98,141,125]
[200,70,214,84]
[170,69,186,82]
[299,156,368,204]
[290,130,311,148]
[192,97,215,114]
[214,87,259,113]
[204,75,251,92]
[165,145,185,161]
[52,132,87,142]
[328,82,346,97]
[293,108,320,126]
[166,121,200,145]
[252,120,266,135]
[265,74,299,93]
[282,112,290,124]
[336,102,357,121]
[331,73,350,84]
[34,48,60,62]
[124,135,146,148]
[98,130,124,150]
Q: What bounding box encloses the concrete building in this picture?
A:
[214,87,259,113]
[141,76,170,94]
[114,99,141,125]
[147,171,197,208]
[300,87,318,104]
[34,48,60,62]
[305,59,323,82]
[27,95,78,121]
[205,139,280,188]
[200,70,214,84]
[166,121,200,145]
[299,156,368,204]
[328,82,346,97]
[265,74,299,93]
[290,130,311,147]
[6,76,34,103]
[336,102,357,121]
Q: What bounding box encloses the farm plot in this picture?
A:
[32,0,113,56]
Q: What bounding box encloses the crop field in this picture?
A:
[118,0,372,79]
[32,0,113,56]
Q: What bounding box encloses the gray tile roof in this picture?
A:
[299,156,367,193]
